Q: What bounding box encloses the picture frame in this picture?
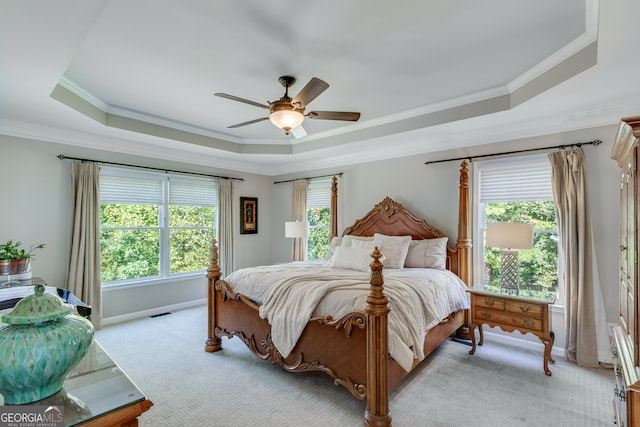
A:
[240,197,258,234]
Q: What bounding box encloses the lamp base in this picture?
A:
[499,249,519,296]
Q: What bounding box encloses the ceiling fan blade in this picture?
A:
[292,78,329,108]
[306,111,361,121]
[215,93,270,110]
[228,117,270,128]
[291,125,307,138]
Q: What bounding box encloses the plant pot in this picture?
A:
[0,259,10,275]
[13,258,30,274]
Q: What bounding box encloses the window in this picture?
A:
[100,167,216,286]
[306,178,332,260]
[475,155,560,302]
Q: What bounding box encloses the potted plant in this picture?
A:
[0,241,46,275]
[0,240,20,275]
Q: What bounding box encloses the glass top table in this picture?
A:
[6,340,152,426]
[1,279,152,425]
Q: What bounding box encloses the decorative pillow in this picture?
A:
[350,238,376,250]
[329,246,374,272]
[372,234,412,269]
[324,236,343,260]
[341,235,373,248]
[404,237,449,270]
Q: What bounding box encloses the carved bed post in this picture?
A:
[364,247,392,427]
[330,175,338,241]
[205,237,222,352]
[457,161,472,285]
[456,161,473,339]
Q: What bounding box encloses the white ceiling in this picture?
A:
[1,0,639,175]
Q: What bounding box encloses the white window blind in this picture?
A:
[100,170,217,206]
[307,178,332,208]
[100,174,163,204]
[478,155,553,203]
[169,179,217,206]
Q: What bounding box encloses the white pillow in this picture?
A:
[329,246,374,272]
[404,237,449,270]
[373,234,412,269]
[341,235,373,247]
[350,238,376,250]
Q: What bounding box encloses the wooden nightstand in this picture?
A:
[467,289,555,376]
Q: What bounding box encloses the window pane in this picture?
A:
[169,205,215,227]
[307,207,330,260]
[483,201,558,300]
[170,228,213,273]
[100,229,160,282]
[101,204,159,227]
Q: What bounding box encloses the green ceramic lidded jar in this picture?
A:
[0,284,94,404]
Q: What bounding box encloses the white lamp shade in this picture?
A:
[485,222,534,250]
[285,221,309,238]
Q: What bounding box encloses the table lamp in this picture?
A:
[285,221,309,261]
[485,222,534,295]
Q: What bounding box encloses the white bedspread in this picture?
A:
[224,263,470,372]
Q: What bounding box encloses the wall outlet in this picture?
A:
[608,322,618,336]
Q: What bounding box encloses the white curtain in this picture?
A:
[291,179,308,261]
[548,148,609,366]
[218,179,234,277]
[66,162,102,329]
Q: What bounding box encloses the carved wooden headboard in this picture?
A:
[341,197,461,279]
[324,162,470,285]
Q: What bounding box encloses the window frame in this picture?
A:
[99,167,217,289]
[472,154,563,305]
[306,178,333,260]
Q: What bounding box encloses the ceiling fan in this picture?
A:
[215,76,361,136]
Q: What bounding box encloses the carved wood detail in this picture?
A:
[214,326,369,399]
[365,247,391,427]
[311,311,367,338]
[334,378,367,400]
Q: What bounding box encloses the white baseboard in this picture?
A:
[102,298,207,326]
[481,329,565,358]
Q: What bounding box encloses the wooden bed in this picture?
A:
[205,161,472,427]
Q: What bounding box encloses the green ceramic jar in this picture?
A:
[0,284,94,404]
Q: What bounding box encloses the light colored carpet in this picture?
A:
[96,305,614,427]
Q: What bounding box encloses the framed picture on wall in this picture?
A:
[240,197,258,234]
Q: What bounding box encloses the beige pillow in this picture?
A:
[329,246,374,272]
[373,234,412,269]
[404,237,448,270]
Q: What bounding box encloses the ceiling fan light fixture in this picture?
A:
[269,109,304,135]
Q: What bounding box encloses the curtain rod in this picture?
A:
[424,139,602,165]
[273,172,343,185]
[57,155,244,181]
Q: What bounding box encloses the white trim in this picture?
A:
[101,272,206,291]
[101,299,207,326]
[480,330,564,359]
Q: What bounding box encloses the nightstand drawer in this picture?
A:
[474,296,506,311]
[474,310,543,332]
[506,301,543,318]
